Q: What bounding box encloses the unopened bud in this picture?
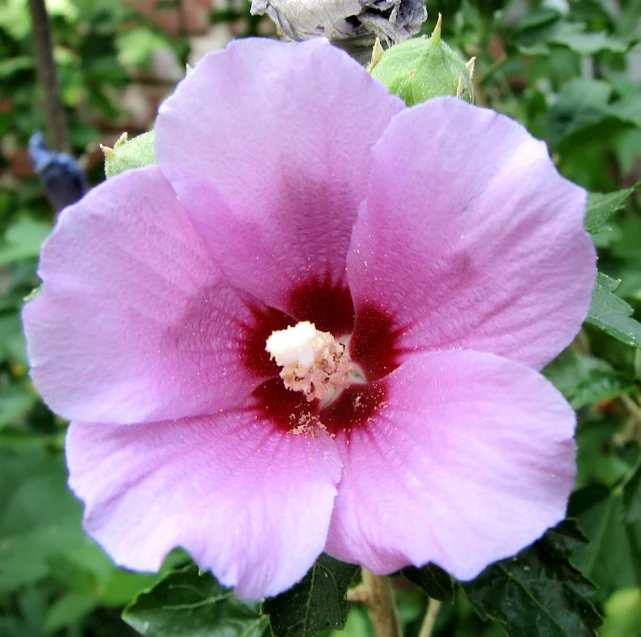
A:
[370,14,475,106]
[103,131,157,179]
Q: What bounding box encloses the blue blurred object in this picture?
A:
[28,132,88,211]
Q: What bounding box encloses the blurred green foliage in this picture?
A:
[1,0,195,634]
[1,0,641,635]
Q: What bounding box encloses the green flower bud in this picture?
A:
[370,15,475,106]
[102,131,157,179]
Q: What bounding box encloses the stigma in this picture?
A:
[266,321,354,402]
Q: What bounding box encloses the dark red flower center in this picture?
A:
[242,279,401,436]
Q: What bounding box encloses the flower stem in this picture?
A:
[418,598,442,637]
[360,568,402,637]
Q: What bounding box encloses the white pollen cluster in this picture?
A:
[266,321,353,402]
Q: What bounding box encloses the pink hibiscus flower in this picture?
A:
[23,38,596,600]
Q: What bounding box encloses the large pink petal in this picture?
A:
[324,350,576,580]
[23,166,276,425]
[155,38,403,317]
[67,395,341,599]
[348,97,596,373]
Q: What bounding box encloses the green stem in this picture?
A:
[361,569,402,637]
[418,598,442,637]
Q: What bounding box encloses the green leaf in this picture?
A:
[515,6,561,32]
[100,568,159,606]
[0,447,89,593]
[0,383,36,430]
[463,521,602,637]
[0,0,31,39]
[469,0,510,17]
[622,462,641,524]
[585,184,639,233]
[569,485,640,597]
[547,79,610,144]
[329,606,374,637]
[123,564,267,637]
[44,592,98,633]
[116,28,173,69]
[513,9,563,53]
[575,420,631,488]
[586,272,641,347]
[600,589,641,637]
[609,215,641,259]
[548,28,630,55]
[0,313,28,366]
[543,349,635,409]
[400,564,455,603]
[590,223,622,249]
[0,56,34,79]
[0,218,52,265]
[547,79,638,150]
[610,93,641,127]
[263,554,359,637]
[634,350,641,381]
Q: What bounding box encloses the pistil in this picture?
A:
[266,321,354,402]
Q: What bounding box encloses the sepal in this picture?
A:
[102,131,157,179]
[370,15,475,106]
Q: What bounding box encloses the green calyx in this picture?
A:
[370,14,475,106]
[102,130,157,179]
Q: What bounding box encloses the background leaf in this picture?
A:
[543,349,636,409]
[123,564,267,637]
[0,446,88,593]
[547,79,639,151]
[263,555,358,637]
[622,462,641,524]
[400,564,455,603]
[0,217,52,265]
[586,272,641,347]
[548,28,631,56]
[569,484,641,600]
[585,184,639,233]
[463,522,602,637]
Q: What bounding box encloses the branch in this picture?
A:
[28,0,69,152]
[360,569,402,637]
